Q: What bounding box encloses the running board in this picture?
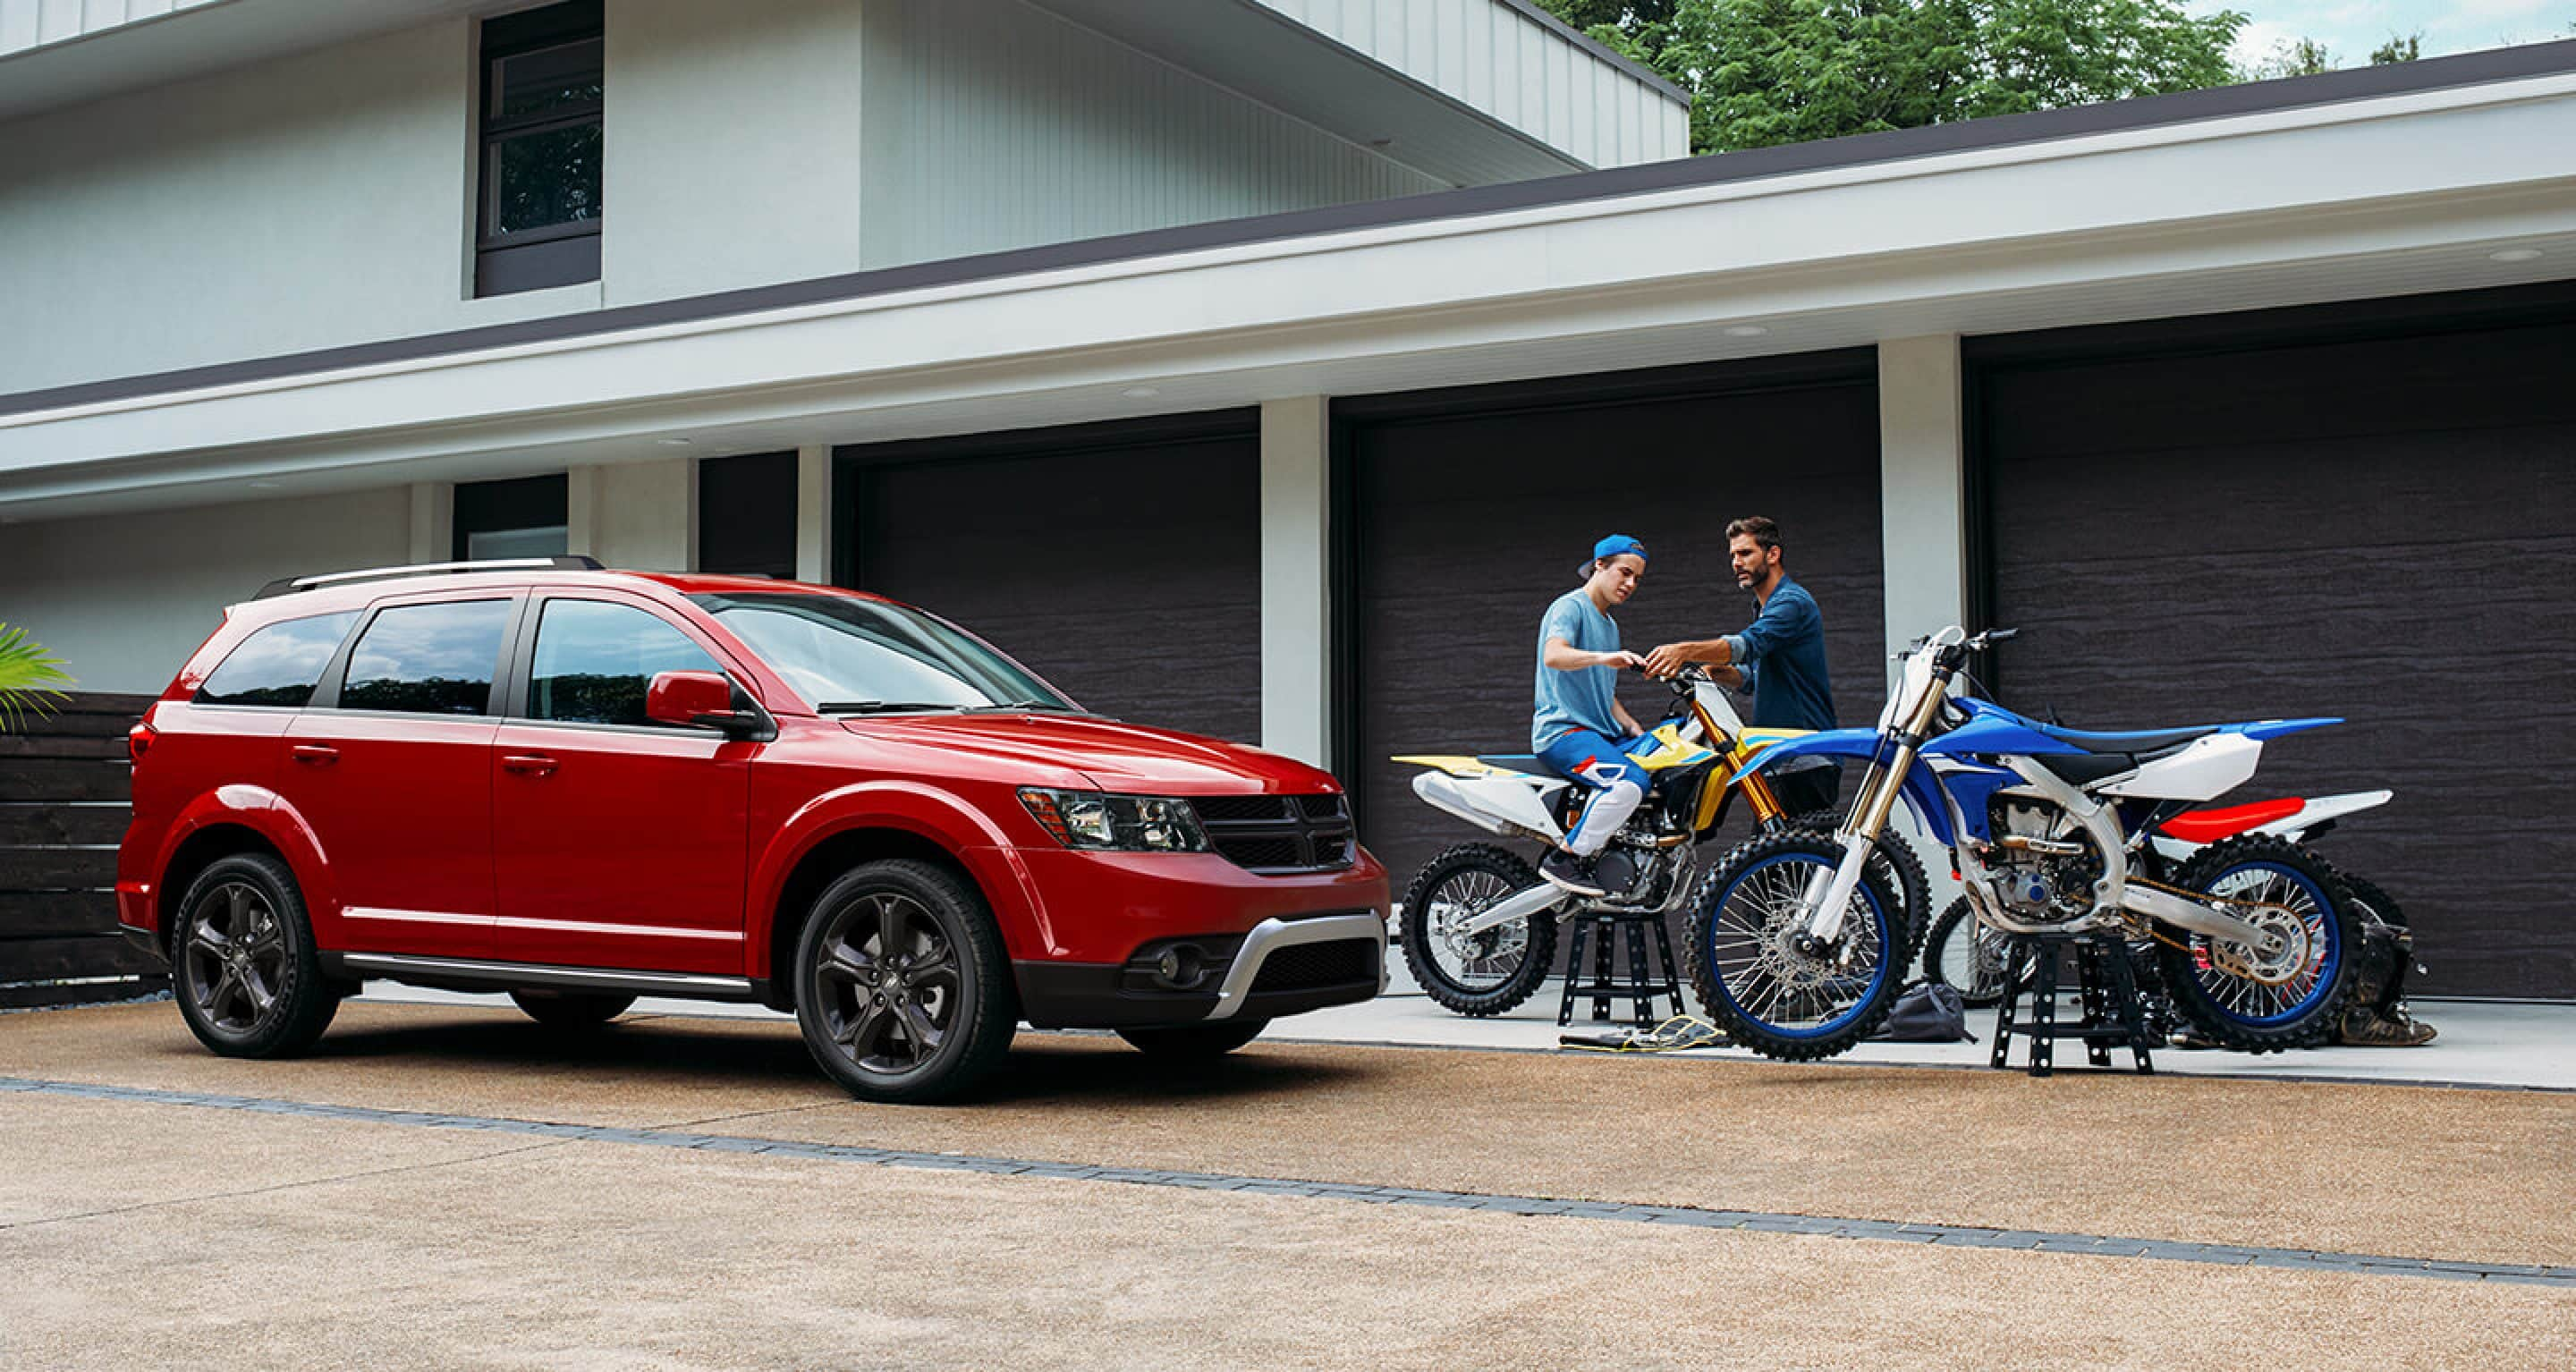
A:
[324,952,761,1003]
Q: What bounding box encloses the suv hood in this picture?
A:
[842,713,1337,793]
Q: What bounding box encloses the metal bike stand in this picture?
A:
[1557,911,1684,1029]
[1989,933,2157,1077]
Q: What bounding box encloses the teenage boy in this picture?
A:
[1533,536,1648,896]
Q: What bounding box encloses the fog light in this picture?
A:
[1151,944,1208,990]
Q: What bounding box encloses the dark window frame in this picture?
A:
[474,0,605,298]
[453,472,571,562]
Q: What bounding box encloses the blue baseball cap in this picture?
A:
[1581,534,1647,577]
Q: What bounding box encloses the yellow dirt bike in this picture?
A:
[1392,666,1928,1016]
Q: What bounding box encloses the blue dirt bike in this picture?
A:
[1688,626,2361,1062]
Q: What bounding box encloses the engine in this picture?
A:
[1986,797,2106,923]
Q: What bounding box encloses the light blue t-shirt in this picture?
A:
[1533,589,1622,750]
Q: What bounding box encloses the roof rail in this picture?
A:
[252,555,605,600]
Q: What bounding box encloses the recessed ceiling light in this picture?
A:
[1724,325,1768,338]
[1123,385,1160,399]
[2489,248,2544,263]
[657,437,694,446]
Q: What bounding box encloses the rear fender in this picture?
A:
[145,787,341,945]
[1411,770,1564,843]
[748,781,1046,974]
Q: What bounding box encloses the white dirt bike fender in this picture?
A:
[1410,770,1568,843]
[2098,733,2262,801]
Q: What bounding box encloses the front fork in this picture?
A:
[1795,677,1947,947]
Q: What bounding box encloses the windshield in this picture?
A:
[689,592,1077,714]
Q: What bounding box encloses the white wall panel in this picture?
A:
[0,0,209,55]
[1259,0,1686,169]
[859,0,1439,269]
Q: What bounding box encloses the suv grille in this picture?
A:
[1191,794,1355,875]
[1247,938,1380,995]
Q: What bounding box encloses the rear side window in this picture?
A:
[194,613,360,707]
[339,600,514,716]
[527,599,721,726]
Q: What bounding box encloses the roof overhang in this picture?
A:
[0,0,485,124]
[4,57,2573,521]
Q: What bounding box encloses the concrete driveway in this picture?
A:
[4,998,2571,1370]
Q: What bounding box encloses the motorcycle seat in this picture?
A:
[2030,723,2214,756]
[1474,754,1556,777]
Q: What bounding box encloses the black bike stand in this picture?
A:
[1558,911,1684,1029]
[1989,934,2156,1077]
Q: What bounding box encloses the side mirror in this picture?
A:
[646,670,763,737]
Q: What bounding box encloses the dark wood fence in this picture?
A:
[0,692,163,1007]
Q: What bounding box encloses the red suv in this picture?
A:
[116,558,1387,1101]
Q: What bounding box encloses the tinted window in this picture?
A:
[691,592,1072,713]
[528,599,721,727]
[339,601,513,716]
[194,613,359,708]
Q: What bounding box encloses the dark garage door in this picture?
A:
[1979,301,2576,999]
[1346,353,1886,886]
[841,413,1261,744]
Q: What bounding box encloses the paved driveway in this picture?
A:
[4,999,2571,1369]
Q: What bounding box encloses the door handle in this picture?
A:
[290,744,339,766]
[500,754,558,776]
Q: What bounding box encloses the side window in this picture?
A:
[194,613,360,707]
[339,600,514,716]
[528,599,722,727]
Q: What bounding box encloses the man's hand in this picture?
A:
[1642,642,1704,677]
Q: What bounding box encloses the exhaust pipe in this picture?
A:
[1456,881,1575,937]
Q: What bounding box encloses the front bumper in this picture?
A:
[1015,910,1387,1029]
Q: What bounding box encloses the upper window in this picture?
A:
[527,599,723,727]
[453,472,570,561]
[339,601,515,716]
[194,613,360,708]
[475,1,604,298]
[690,592,1073,714]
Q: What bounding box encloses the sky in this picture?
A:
[2190,0,2576,67]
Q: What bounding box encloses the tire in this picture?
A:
[1116,1020,1268,1058]
[509,990,636,1028]
[2338,871,2407,930]
[1920,896,2011,1008]
[1684,830,1907,1062]
[171,853,340,1058]
[1784,809,1931,961]
[2152,835,2361,1054]
[793,860,1017,1104]
[1399,843,1559,1017]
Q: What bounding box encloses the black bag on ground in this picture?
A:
[1868,982,1973,1042]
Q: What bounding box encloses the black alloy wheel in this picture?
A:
[795,860,1015,1104]
[172,852,341,1058]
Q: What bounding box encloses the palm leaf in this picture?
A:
[0,622,75,733]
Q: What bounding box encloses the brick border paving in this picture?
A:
[6,1075,2567,1287]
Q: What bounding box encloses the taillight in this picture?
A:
[127,722,156,764]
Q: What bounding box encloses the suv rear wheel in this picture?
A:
[794,860,1016,1104]
[172,853,340,1057]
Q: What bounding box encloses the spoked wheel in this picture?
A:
[172,853,340,1058]
[1920,896,2012,1008]
[1398,843,1558,1017]
[795,860,1015,1104]
[1685,831,1905,1061]
[2153,835,2360,1053]
[1784,810,1932,961]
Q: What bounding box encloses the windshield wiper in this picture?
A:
[962,699,1075,713]
[815,701,959,715]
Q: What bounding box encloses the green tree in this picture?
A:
[2368,33,2422,64]
[2243,35,2336,80]
[0,623,72,732]
[1532,0,2243,154]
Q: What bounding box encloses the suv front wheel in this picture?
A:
[172,852,341,1057]
[794,860,1016,1104]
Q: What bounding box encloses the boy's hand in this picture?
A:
[1603,649,1645,671]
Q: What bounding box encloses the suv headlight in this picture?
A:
[1018,788,1209,853]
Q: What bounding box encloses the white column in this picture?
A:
[1877,335,1968,678]
[795,444,833,584]
[570,459,696,570]
[1259,396,1333,768]
[407,481,453,563]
